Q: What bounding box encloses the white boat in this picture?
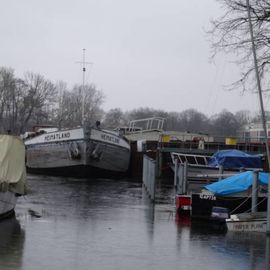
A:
[226,212,267,233]
[24,125,131,177]
[24,49,131,178]
[0,135,26,219]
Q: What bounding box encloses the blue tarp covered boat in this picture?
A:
[205,171,269,196]
[207,149,263,169]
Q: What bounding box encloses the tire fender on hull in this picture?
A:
[68,142,81,159]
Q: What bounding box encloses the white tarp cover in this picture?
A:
[0,135,26,195]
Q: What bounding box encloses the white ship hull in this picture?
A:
[226,212,267,233]
[25,127,131,177]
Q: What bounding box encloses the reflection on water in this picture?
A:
[0,174,268,270]
[0,217,25,270]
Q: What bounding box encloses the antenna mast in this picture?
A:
[82,48,86,127]
[77,48,92,127]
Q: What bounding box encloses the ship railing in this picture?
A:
[170,152,211,166]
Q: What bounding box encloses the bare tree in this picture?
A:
[18,72,57,132]
[57,83,105,128]
[0,67,19,133]
[177,109,209,133]
[234,110,252,125]
[165,112,180,131]
[53,81,69,129]
[103,108,127,129]
[209,109,239,137]
[83,84,105,125]
[127,107,168,121]
[209,0,270,93]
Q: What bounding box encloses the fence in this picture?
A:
[173,160,240,195]
[142,155,156,202]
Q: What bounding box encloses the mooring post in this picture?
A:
[267,173,270,234]
[176,165,183,194]
[174,158,178,188]
[266,235,270,266]
[183,162,187,194]
[251,170,259,213]
[157,148,162,178]
[218,165,224,180]
[152,160,156,202]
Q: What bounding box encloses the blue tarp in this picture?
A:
[205,171,269,196]
[207,149,263,169]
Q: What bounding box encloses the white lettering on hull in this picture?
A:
[100,134,120,144]
[90,129,129,149]
[199,194,216,200]
[25,128,84,145]
[228,221,266,232]
[44,132,71,142]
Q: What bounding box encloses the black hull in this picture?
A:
[191,193,268,221]
[27,164,129,179]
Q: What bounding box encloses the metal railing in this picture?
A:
[171,152,210,166]
[173,160,241,195]
[159,139,267,155]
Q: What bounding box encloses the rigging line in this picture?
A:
[248,197,267,213]
[239,197,267,215]
[208,60,226,117]
[230,187,267,215]
[204,61,220,116]
[230,193,253,214]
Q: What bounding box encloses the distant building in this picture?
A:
[236,121,270,143]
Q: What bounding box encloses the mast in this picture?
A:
[246,0,270,234]
[77,48,92,127]
[82,49,86,127]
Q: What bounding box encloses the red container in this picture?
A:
[175,194,191,211]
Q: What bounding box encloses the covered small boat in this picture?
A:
[205,170,269,233]
[191,171,268,222]
[205,170,268,196]
[0,135,26,219]
[207,149,263,169]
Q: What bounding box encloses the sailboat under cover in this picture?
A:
[0,135,26,218]
[205,171,268,196]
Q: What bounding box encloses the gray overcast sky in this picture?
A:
[1,0,263,115]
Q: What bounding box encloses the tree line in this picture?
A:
[0,67,266,138]
[0,67,104,134]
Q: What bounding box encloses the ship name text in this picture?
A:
[44,132,71,142]
[101,134,120,144]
